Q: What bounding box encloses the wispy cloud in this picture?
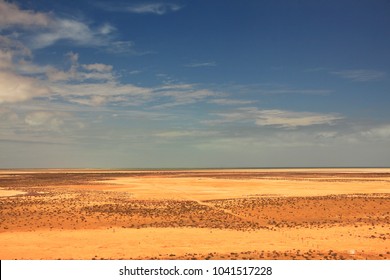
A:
[361,124,390,139]
[0,1,114,49]
[29,19,101,49]
[46,57,219,108]
[219,84,333,96]
[24,111,65,131]
[331,69,386,82]
[0,1,151,110]
[258,89,332,95]
[0,37,147,106]
[0,104,85,146]
[45,53,115,82]
[122,3,182,15]
[98,2,182,15]
[254,109,343,128]
[208,98,254,105]
[1,31,217,109]
[205,107,343,128]
[303,67,328,73]
[185,62,217,68]
[151,86,218,109]
[52,80,152,106]
[105,41,141,55]
[155,130,219,139]
[82,63,113,73]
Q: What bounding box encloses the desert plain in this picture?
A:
[0,168,389,260]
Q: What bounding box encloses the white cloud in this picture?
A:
[24,111,64,129]
[0,71,50,104]
[67,52,78,65]
[0,2,145,107]
[79,71,114,81]
[51,81,152,106]
[185,62,217,68]
[124,3,182,15]
[55,81,151,97]
[168,89,215,100]
[0,35,31,58]
[67,95,108,107]
[105,41,136,54]
[0,1,113,49]
[156,130,218,138]
[1,1,149,57]
[255,110,343,128]
[30,18,99,49]
[151,88,218,108]
[82,63,113,72]
[0,106,86,145]
[129,70,142,75]
[46,68,76,82]
[0,107,19,122]
[44,53,114,82]
[0,1,50,28]
[44,52,78,81]
[0,49,13,69]
[98,23,116,35]
[315,131,338,139]
[15,60,52,76]
[0,33,51,104]
[156,84,195,90]
[361,125,390,138]
[207,107,343,128]
[258,89,332,95]
[331,69,386,82]
[208,98,254,105]
[1,38,215,108]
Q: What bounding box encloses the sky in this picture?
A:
[0,0,389,168]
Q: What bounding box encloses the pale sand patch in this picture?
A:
[0,188,27,197]
[0,226,387,260]
[87,176,390,200]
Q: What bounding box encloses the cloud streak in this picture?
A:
[156,130,219,139]
[185,62,217,68]
[254,110,343,128]
[331,69,386,82]
[114,3,182,15]
[29,19,100,49]
[208,98,254,105]
[206,107,343,128]
[151,86,218,108]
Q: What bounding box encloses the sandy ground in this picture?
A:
[0,189,27,197]
[0,169,389,260]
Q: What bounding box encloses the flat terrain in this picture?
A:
[0,169,389,260]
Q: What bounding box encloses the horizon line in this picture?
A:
[1,166,390,171]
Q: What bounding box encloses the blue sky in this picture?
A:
[0,0,389,168]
